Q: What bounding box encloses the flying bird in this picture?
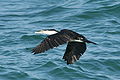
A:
[32,29,97,64]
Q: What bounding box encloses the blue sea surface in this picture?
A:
[0,0,120,80]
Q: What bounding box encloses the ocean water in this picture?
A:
[0,0,120,80]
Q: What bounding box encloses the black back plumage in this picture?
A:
[32,29,81,54]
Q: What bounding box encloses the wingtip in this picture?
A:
[31,48,39,55]
[32,51,41,55]
[67,62,74,65]
[31,50,36,55]
[32,48,46,55]
[32,53,36,55]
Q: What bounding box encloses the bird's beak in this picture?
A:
[85,39,97,45]
[35,30,43,34]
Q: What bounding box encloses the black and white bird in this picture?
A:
[32,29,97,64]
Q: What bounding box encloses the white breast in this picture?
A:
[70,40,83,42]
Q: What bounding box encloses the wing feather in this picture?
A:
[63,42,86,64]
[32,29,75,54]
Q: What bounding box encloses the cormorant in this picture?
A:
[32,29,97,64]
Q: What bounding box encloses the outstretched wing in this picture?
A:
[63,42,86,64]
[32,29,78,54]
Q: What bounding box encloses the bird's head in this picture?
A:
[35,29,58,35]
